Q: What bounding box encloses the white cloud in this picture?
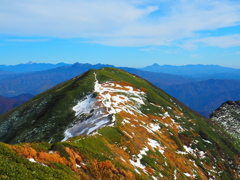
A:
[182,34,240,48]
[0,0,240,47]
[0,0,158,37]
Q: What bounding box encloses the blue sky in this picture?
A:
[0,0,240,68]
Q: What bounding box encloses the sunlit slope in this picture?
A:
[0,67,239,179]
[0,67,186,144]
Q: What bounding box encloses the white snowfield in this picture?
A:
[62,74,146,141]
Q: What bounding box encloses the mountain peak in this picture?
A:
[26,61,36,64]
[152,63,160,66]
[62,73,147,141]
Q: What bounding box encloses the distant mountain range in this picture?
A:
[3,62,240,78]
[163,79,240,117]
[1,62,240,117]
[0,70,19,81]
[140,63,240,78]
[0,63,195,97]
[0,62,71,73]
[0,93,34,115]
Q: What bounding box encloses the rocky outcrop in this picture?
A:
[210,100,240,139]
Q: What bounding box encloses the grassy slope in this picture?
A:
[0,67,239,179]
[0,70,96,143]
[96,68,240,178]
[0,142,78,180]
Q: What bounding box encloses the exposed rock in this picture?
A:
[211,100,240,139]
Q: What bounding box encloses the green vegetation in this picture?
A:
[0,143,78,180]
[94,67,182,137]
[50,142,70,160]
[0,70,96,144]
[98,127,123,144]
[170,135,184,151]
[140,155,158,170]
[69,135,112,160]
[0,67,239,179]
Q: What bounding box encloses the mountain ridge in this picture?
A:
[0,62,71,73]
[140,63,240,76]
[1,63,240,118]
[0,63,195,97]
[0,67,239,179]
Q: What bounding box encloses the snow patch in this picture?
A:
[62,73,147,141]
[202,139,212,144]
[130,146,149,172]
[29,158,37,163]
[184,173,191,177]
[182,145,206,159]
[28,158,47,166]
[149,123,160,132]
[148,139,160,149]
[162,112,170,119]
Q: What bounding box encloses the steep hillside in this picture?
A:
[211,101,240,140]
[0,68,239,179]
